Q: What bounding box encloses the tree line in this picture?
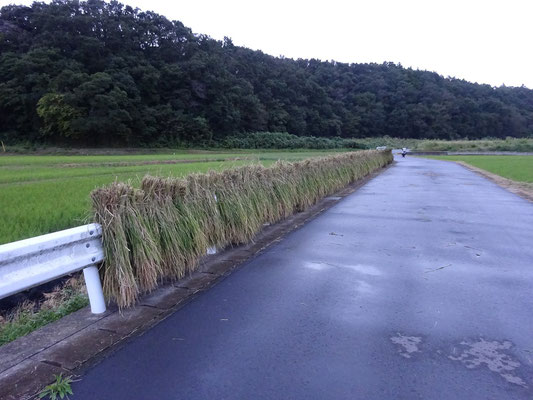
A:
[1,0,532,147]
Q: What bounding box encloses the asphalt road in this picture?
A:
[72,156,533,399]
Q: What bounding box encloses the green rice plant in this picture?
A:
[92,150,393,307]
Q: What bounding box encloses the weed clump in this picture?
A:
[92,150,393,307]
[0,276,88,346]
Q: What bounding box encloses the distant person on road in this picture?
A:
[401,147,407,157]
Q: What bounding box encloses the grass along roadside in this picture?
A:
[427,155,533,182]
[428,155,533,202]
[456,161,533,203]
[0,276,88,346]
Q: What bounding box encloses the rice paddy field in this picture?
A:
[429,155,533,182]
[0,150,344,245]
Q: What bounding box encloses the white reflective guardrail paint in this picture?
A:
[0,223,106,314]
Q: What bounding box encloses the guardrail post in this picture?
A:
[83,265,106,314]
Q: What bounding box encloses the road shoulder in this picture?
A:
[454,160,533,202]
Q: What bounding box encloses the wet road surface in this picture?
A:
[72,156,533,399]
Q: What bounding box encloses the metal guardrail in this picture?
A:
[0,223,106,314]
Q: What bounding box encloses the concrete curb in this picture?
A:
[0,163,392,400]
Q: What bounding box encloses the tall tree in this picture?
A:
[0,0,532,146]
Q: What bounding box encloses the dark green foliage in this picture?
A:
[414,137,533,152]
[1,0,532,146]
[36,93,81,139]
[220,132,365,149]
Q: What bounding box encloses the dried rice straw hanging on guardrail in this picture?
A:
[91,150,393,307]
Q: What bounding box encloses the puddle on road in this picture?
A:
[303,262,379,297]
[449,230,467,235]
[344,264,382,276]
[354,280,374,295]
[305,262,382,276]
[421,171,444,179]
[390,333,422,359]
[388,334,530,389]
[449,338,528,388]
[305,261,330,271]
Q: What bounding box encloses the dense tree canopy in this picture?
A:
[1,0,532,146]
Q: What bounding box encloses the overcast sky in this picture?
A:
[4,0,533,88]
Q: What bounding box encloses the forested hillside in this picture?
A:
[1,0,532,146]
